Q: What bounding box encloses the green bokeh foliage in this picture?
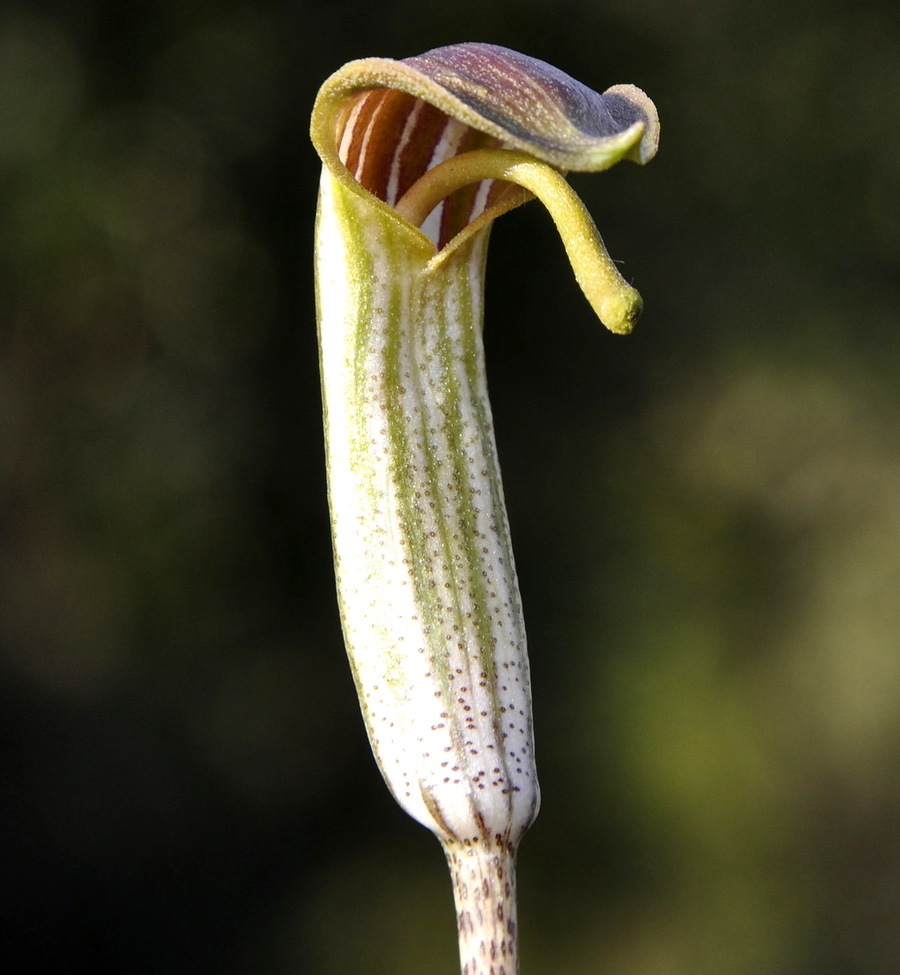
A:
[2,1,899,972]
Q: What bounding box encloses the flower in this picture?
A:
[311,42,658,975]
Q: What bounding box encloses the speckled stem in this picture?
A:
[445,838,520,975]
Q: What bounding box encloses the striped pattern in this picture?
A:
[316,168,539,847]
[337,89,517,247]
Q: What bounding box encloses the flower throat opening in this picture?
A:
[337,89,520,248]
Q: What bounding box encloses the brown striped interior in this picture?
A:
[337,89,519,248]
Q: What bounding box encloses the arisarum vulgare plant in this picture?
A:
[311,42,658,975]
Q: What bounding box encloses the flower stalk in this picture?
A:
[311,43,658,975]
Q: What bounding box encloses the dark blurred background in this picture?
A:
[2,0,899,972]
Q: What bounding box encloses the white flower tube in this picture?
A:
[311,43,659,975]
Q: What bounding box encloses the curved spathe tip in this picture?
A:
[403,43,660,169]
